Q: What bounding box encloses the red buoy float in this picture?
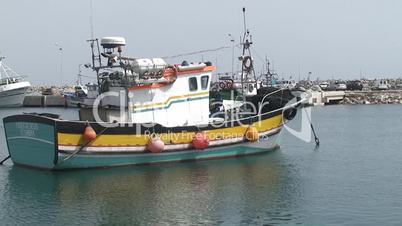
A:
[147,137,165,153]
[245,126,259,142]
[83,124,97,141]
[193,132,209,150]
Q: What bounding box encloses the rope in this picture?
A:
[59,125,110,164]
[0,155,10,165]
[162,45,237,59]
[303,107,320,147]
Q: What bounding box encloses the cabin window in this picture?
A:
[201,75,209,90]
[189,77,198,91]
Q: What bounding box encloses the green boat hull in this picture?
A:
[55,137,280,170]
[5,121,57,169]
[3,114,283,170]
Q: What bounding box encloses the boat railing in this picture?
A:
[0,76,26,86]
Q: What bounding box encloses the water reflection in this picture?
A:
[2,151,303,225]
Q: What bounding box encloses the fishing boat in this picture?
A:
[2,10,307,170]
[64,64,99,108]
[0,56,31,107]
[64,83,98,108]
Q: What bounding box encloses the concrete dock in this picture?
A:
[23,95,66,107]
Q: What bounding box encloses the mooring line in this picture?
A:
[0,155,10,165]
[304,107,320,147]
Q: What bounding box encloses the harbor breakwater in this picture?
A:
[304,90,402,106]
[341,91,402,105]
[21,90,402,108]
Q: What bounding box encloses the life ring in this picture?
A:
[248,84,254,92]
[243,56,253,70]
[163,65,178,83]
[283,107,297,120]
[226,81,233,89]
[148,71,155,78]
[219,82,226,89]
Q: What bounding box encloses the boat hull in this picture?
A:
[3,113,284,170]
[0,86,29,107]
[55,133,281,169]
[4,117,57,169]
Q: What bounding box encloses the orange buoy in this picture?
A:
[193,132,209,150]
[83,124,97,141]
[147,137,165,153]
[245,126,259,142]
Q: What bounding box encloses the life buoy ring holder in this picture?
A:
[226,81,233,89]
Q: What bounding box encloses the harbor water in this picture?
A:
[1,105,402,225]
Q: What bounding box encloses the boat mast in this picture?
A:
[240,8,246,98]
[240,7,256,100]
[0,56,3,78]
[77,64,83,85]
[89,0,94,40]
[88,39,102,88]
[264,56,277,87]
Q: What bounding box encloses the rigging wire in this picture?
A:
[250,47,267,66]
[162,45,239,59]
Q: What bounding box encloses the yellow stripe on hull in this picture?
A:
[57,115,283,147]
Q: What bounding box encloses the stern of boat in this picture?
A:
[3,114,57,169]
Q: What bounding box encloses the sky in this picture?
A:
[1,0,402,85]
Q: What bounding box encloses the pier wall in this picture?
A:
[23,95,66,107]
[307,90,402,106]
[307,91,345,106]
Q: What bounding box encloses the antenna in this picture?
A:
[89,0,94,39]
[54,43,63,85]
[298,61,301,82]
[242,7,247,35]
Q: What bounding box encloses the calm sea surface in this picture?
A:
[1,105,402,225]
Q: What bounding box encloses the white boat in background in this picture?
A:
[64,83,98,108]
[336,83,347,90]
[0,56,31,107]
[319,82,330,90]
[64,63,99,108]
[375,79,389,90]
